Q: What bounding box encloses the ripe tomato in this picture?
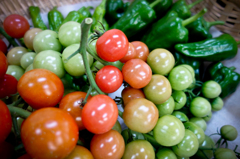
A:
[0,74,18,99]
[90,130,125,159]
[21,107,79,159]
[59,91,92,131]
[17,154,32,159]
[120,42,136,63]
[0,39,7,54]
[82,94,118,134]
[121,86,145,107]
[95,65,123,93]
[131,41,149,61]
[65,145,94,159]
[96,29,129,62]
[17,69,64,110]
[122,59,152,89]
[0,100,12,143]
[0,51,8,79]
[0,141,14,159]
[3,14,30,39]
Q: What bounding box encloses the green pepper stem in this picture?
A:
[182,8,207,27]
[236,41,240,45]
[229,66,236,71]
[0,27,19,47]
[188,0,203,9]
[7,105,31,119]
[149,0,162,8]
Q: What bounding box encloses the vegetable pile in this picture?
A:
[0,0,240,158]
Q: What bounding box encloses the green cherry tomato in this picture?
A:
[172,111,189,122]
[156,148,177,159]
[25,63,34,73]
[179,64,196,89]
[20,52,36,69]
[202,111,212,122]
[220,125,238,141]
[122,140,155,159]
[58,21,81,47]
[6,65,25,80]
[90,60,104,72]
[184,122,205,145]
[172,129,199,158]
[33,50,65,78]
[214,148,237,159]
[211,97,224,111]
[62,44,93,77]
[153,115,185,147]
[193,135,215,159]
[172,90,187,110]
[143,74,172,105]
[33,30,62,53]
[147,48,175,75]
[7,46,28,66]
[112,120,122,134]
[189,117,207,131]
[201,80,222,99]
[156,96,175,117]
[190,97,211,117]
[176,156,189,159]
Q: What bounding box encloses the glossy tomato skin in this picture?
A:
[0,51,8,79]
[120,42,136,63]
[95,65,123,93]
[0,100,12,143]
[0,74,18,99]
[96,29,129,62]
[59,91,92,131]
[17,69,64,109]
[121,86,145,107]
[82,94,118,134]
[3,14,30,38]
[65,145,94,159]
[131,41,149,61]
[21,107,79,159]
[0,39,7,54]
[122,59,152,89]
[90,129,125,159]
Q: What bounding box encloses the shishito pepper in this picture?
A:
[78,6,93,23]
[62,11,81,24]
[141,8,207,50]
[146,0,172,18]
[186,17,225,42]
[29,6,47,30]
[91,0,107,32]
[175,34,239,61]
[205,62,240,98]
[48,7,64,31]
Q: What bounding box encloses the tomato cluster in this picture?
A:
[0,11,239,159]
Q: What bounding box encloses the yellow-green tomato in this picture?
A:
[189,117,207,131]
[147,48,175,75]
[220,125,238,141]
[153,115,185,146]
[202,111,212,122]
[7,46,28,66]
[58,21,81,47]
[112,120,122,134]
[156,96,175,117]
[202,80,222,99]
[143,74,172,104]
[172,129,199,158]
[6,65,24,80]
[190,97,211,118]
[156,148,177,159]
[184,122,205,145]
[62,44,93,77]
[25,64,34,73]
[20,52,36,69]
[211,97,224,111]
[193,135,215,159]
[172,90,187,110]
[172,111,189,122]
[122,140,155,159]
[33,50,65,78]
[214,148,237,159]
[123,98,159,133]
[24,28,42,50]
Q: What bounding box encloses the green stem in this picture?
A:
[7,105,31,119]
[236,41,240,45]
[207,21,225,28]
[9,96,23,106]
[182,8,207,27]
[77,140,85,146]
[142,133,161,148]
[149,0,162,8]
[188,0,203,9]
[118,109,123,118]
[83,86,92,103]
[199,147,217,151]
[0,27,19,47]
[65,48,80,62]
[80,18,104,95]
[14,143,24,151]
[229,66,236,71]
[12,116,21,139]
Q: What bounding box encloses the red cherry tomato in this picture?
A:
[0,141,14,159]
[96,29,129,62]
[0,74,18,99]
[120,42,136,63]
[0,51,8,79]
[0,100,12,143]
[0,39,7,54]
[17,154,32,159]
[82,94,118,134]
[131,41,149,61]
[17,69,64,110]
[59,91,92,131]
[3,14,30,38]
[21,107,79,159]
[95,65,123,93]
[122,59,152,89]
[121,86,145,107]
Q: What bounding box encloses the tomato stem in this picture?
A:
[118,109,123,118]
[7,105,31,119]
[77,140,85,146]
[83,86,92,104]
[0,27,19,47]
[12,116,21,139]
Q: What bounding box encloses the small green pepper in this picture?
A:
[91,0,107,32]
[205,62,240,98]
[141,8,207,50]
[62,11,81,24]
[29,6,47,30]
[175,34,239,61]
[78,6,93,23]
[186,17,225,42]
[147,0,172,18]
[48,7,64,32]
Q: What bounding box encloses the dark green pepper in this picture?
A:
[29,6,47,30]
[186,17,225,42]
[168,0,203,19]
[175,34,239,61]
[91,0,107,32]
[62,11,81,24]
[146,0,172,18]
[205,62,240,98]
[78,6,93,23]
[48,7,64,32]
[141,8,207,50]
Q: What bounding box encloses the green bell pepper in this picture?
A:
[48,7,64,32]
[141,8,207,50]
[205,62,240,98]
[78,6,93,23]
[175,34,239,61]
[186,17,225,42]
[168,0,203,19]
[29,6,47,30]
